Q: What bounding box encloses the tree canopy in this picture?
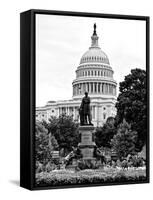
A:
[95,117,117,148]
[43,114,79,154]
[110,120,138,159]
[35,121,59,164]
[115,68,147,151]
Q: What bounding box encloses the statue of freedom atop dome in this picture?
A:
[79,92,93,126]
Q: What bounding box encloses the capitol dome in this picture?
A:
[80,48,110,65]
[72,24,117,100]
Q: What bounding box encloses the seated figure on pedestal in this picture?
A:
[79,92,93,126]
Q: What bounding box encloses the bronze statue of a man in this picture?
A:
[79,92,93,125]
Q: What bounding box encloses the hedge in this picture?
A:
[35,168,146,186]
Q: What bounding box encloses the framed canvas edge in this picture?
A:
[20,9,150,191]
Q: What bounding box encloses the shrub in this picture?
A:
[35,168,146,187]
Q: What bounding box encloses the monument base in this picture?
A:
[78,125,96,160]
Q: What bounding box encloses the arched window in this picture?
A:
[95,71,97,76]
[88,71,90,76]
[98,71,100,76]
[91,71,93,76]
[103,113,106,120]
[85,71,87,76]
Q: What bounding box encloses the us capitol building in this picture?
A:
[36,24,117,127]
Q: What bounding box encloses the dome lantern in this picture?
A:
[91,23,99,48]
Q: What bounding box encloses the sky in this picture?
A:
[36,14,146,107]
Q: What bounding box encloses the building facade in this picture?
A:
[36,24,117,127]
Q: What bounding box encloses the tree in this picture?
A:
[35,121,59,164]
[110,120,138,159]
[48,133,59,151]
[115,68,146,151]
[43,114,79,155]
[95,117,117,148]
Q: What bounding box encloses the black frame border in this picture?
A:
[20,9,150,190]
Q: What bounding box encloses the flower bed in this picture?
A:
[35,168,146,187]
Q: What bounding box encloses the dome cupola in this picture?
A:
[80,23,110,65]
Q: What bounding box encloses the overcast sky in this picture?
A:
[36,14,146,107]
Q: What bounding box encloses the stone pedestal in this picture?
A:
[78,126,96,161]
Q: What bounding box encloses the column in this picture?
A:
[92,83,94,93]
[79,83,81,95]
[96,82,98,94]
[107,84,109,94]
[93,83,95,93]
[92,106,95,119]
[103,83,105,94]
[104,83,106,94]
[95,106,98,123]
[110,85,112,95]
[68,107,69,115]
[83,83,85,94]
[89,82,91,93]
[79,83,81,94]
[68,107,70,115]
[82,83,84,94]
[77,84,79,95]
[100,83,102,94]
[73,107,76,120]
[57,108,60,117]
[87,82,89,93]
[75,85,77,95]
[76,84,78,95]
[73,85,75,96]
[106,83,108,94]
[113,85,115,95]
[105,83,107,94]
[84,82,88,92]
[73,86,74,96]
[98,83,100,93]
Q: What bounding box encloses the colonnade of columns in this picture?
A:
[76,69,113,78]
[73,82,116,96]
[57,105,96,121]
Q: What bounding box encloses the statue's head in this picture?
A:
[85,92,88,97]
